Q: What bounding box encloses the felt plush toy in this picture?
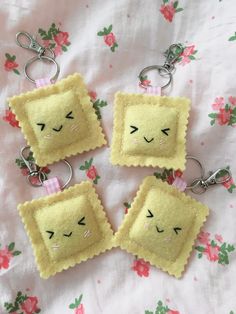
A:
[114,176,209,278]
[9,73,106,166]
[18,181,114,278]
[110,92,190,171]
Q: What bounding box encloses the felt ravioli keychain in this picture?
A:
[111,44,190,171]
[17,147,114,279]
[114,157,231,278]
[8,32,106,167]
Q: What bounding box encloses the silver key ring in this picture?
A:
[20,146,73,190]
[139,65,172,90]
[16,31,60,85]
[24,55,60,84]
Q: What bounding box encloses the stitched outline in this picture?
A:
[18,181,114,278]
[111,92,190,170]
[9,73,106,166]
[115,177,209,278]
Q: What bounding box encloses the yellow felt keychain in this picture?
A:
[8,32,106,167]
[17,147,114,279]
[111,44,190,171]
[114,157,231,278]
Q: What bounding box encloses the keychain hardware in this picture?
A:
[16,31,60,84]
[139,43,183,90]
[175,155,232,194]
[20,146,72,189]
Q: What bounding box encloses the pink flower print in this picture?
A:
[203,243,220,262]
[97,25,118,52]
[2,109,20,128]
[21,168,29,176]
[132,258,150,277]
[86,165,98,181]
[222,177,234,189]
[182,45,195,57]
[215,234,223,243]
[20,296,40,314]
[43,39,50,48]
[38,23,71,56]
[5,59,19,71]
[0,246,13,270]
[168,311,180,314]
[217,108,232,125]
[80,158,100,184]
[198,231,210,245]
[54,45,63,56]
[88,91,97,102]
[179,56,191,66]
[75,304,85,314]
[54,31,70,46]
[212,97,225,110]
[104,32,116,47]
[229,96,236,106]
[160,2,175,22]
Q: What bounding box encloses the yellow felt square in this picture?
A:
[114,176,209,278]
[8,73,106,166]
[18,182,114,279]
[110,92,191,170]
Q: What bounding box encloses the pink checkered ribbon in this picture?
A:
[144,86,162,95]
[35,77,51,88]
[43,177,61,195]
[172,176,187,192]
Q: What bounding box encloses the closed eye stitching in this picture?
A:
[63,231,72,237]
[78,216,86,226]
[161,128,170,136]
[173,227,182,235]
[66,111,74,119]
[46,230,54,239]
[130,125,138,134]
[146,209,154,218]
[37,123,45,131]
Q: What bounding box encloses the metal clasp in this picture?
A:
[15,31,59,84]
[163,43,184,72]
[138,43,183,90]
[16,32,46,56]
[185,156,232,194]
[20,146,73,189]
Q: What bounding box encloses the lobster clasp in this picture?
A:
[16,31,45,56]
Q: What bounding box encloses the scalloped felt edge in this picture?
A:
[18,181,115,279]
[8,73,106,167]
[110,92,191,170]
[114,176,209,278]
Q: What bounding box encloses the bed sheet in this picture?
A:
[0,0,236,313]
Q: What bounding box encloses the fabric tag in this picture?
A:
[43,177,61,195]
[35,78,52,88]
[172,176,187,192]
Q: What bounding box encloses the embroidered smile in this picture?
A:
[53,125,63,132]
[144,136,154,143]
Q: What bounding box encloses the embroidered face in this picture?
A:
[9,73,106,166]
[129,188,195,262]
[27,90,87,153]
[111,93,190,170]
[115,177,209,278]
[35,195,100,261]
[18,182,114,278]
[123,105,177,157]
